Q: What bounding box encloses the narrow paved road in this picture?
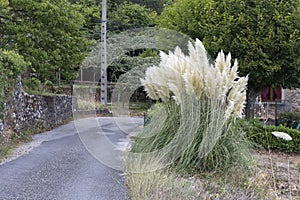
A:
[0,117,143,200]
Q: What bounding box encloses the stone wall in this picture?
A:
[284,89,300,112]
[0,81,76,135]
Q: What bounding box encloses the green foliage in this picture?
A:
[73,0,102,40]
[159,0,300,92]
[0,49,28,113]
[108,55,159,82]
[279,111,300,129]
[129,0,173,14]
[132,103,180,152]
[1,0,92,83]
[22,77,42,92]
[0,0,8,10]
[0,50,28,80]
[139,48,159,58]
[82,28,191,84]
[108,0,173,14]
[77,99,104,110]
[237,119,300,152]
[0,145,10,161]
[108,2,157,33]
[9,129,32,143]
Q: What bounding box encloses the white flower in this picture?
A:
[271,131,292,141]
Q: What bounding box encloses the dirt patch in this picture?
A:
[256,149,300,199]
[175,150,300,199]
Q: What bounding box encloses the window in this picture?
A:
[261,87,282,102]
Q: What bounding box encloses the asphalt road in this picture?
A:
[0,117,143,200]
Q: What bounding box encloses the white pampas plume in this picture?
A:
[189,39,209,70]
[215,50,227,73]
[141,38,248,120]
[142,81,158,100]
[271,131,292,141]
[183,69,203,98]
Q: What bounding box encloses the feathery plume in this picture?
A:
[271,131,292,141]
[141,38,248,119]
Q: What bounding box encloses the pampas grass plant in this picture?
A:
[131,39,254,172]
[126,39,257,199]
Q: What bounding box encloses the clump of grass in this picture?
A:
[126,39,258,199]
[127,171,199,200]
[126,154,199,200]
[131,39,254,173]
[0,145,11,161]
[77,99,104,110]
[131,99,254,172]
[0,130,24,162]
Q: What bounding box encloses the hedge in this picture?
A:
[236,119,300,153]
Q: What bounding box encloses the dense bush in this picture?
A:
[237,119,300,152]
[0,49,28,114]
[279,112,300,129]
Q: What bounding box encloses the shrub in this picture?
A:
[238,119,300,152]
[0,49,28,114]
[279,111,300,129]
[23,77,42,92]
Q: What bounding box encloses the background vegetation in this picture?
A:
[240,119,300,152]
[0,0,160,90]
[279,111,300,129]
[159,0,300,117]
[0,50,28,113]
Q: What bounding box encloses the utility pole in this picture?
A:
[100,0,107,105]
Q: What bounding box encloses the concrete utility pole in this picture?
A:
[100,0,107,105]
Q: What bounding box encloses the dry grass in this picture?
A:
[126,157,198,200]
[77,99,104,110]
[126,150,300,200]
[126,165,274,200]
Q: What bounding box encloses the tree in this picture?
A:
[1,0,92,83]
[159,0,300,117]
[108,50,160,82]
[71,0,102,40]
[81,27,191,84]
[129,0,173,14]
[0,49,28,113]
[107,0,173,14]
[108,2,157,33]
